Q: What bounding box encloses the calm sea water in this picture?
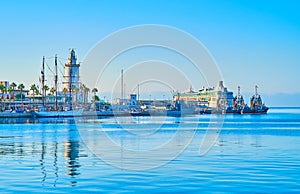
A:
[1,107,300,193]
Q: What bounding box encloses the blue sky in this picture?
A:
[0,0,300,105]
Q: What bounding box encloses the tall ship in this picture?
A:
[32,49,83,118]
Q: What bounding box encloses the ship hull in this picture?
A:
[32,109,83,118]
[0,112,32,118]
[241,107,269,114]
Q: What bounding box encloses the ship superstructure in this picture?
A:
[241,85,269,114]
[177,81,234,110]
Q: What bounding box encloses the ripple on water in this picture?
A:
[1,110,300,192]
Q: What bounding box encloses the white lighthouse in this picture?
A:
[64,49,80,91]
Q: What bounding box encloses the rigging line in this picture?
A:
[45,61,55,75]
[57,63,64,76]
[58,67,64,78]
[57,56,67,61]
[45,56,55,60]
[57,59,66,77]
[58,59,66,70]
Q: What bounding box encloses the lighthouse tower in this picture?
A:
[63,49,80,91]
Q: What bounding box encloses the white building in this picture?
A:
[63,49,80,90]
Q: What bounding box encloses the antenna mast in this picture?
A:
[137,83,140,102]
[121,69,123,105]
[255,85,258,97]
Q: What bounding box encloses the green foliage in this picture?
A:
[17,84,25,91]
[0,84,5,100]
[92,95,100,102]
[15,93,25,100]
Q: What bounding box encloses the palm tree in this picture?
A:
[4,87,8,100]
[0,84,5,111]
[50,87,55,96]
[0,84,5,101]
[9,82,17,101]
[92,95,100,102]
[72,85,79,107]
[30,84,38,107]
[7,85,13,101]
[17,83,25,109]
[84,85,90,105]
[92,88,98,102]
[10,82,17,90]
[43,85,49,95]
[62,87,68,108]
[49,87,56,108]
[43,85,49,103]
[6,85,14,110]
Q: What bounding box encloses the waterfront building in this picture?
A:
[129,94,138,105]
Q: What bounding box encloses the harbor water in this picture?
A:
[0,107,300,193]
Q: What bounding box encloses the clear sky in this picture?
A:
[0,0,300,105]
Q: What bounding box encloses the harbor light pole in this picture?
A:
[121,69,123,105]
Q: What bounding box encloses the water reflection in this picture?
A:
[40,140,47,185]
[0,117,78,124]
[64,126,81,186]
[0,123,83,187]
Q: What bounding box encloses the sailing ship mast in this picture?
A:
[41,56,45,107]
[55,55,58,111]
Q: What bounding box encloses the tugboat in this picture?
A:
[232,86,245,114]
[241,85,269,114]
[129,108,150,116]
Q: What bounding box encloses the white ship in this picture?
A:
[176,81,269,114]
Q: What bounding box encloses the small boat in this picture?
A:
[130,108,150,116]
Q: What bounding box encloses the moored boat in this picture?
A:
[241,105,269,114]
[130,108,150,116]
[32,108,83,118]
[0,110,32,118]
[241,85,269,114]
